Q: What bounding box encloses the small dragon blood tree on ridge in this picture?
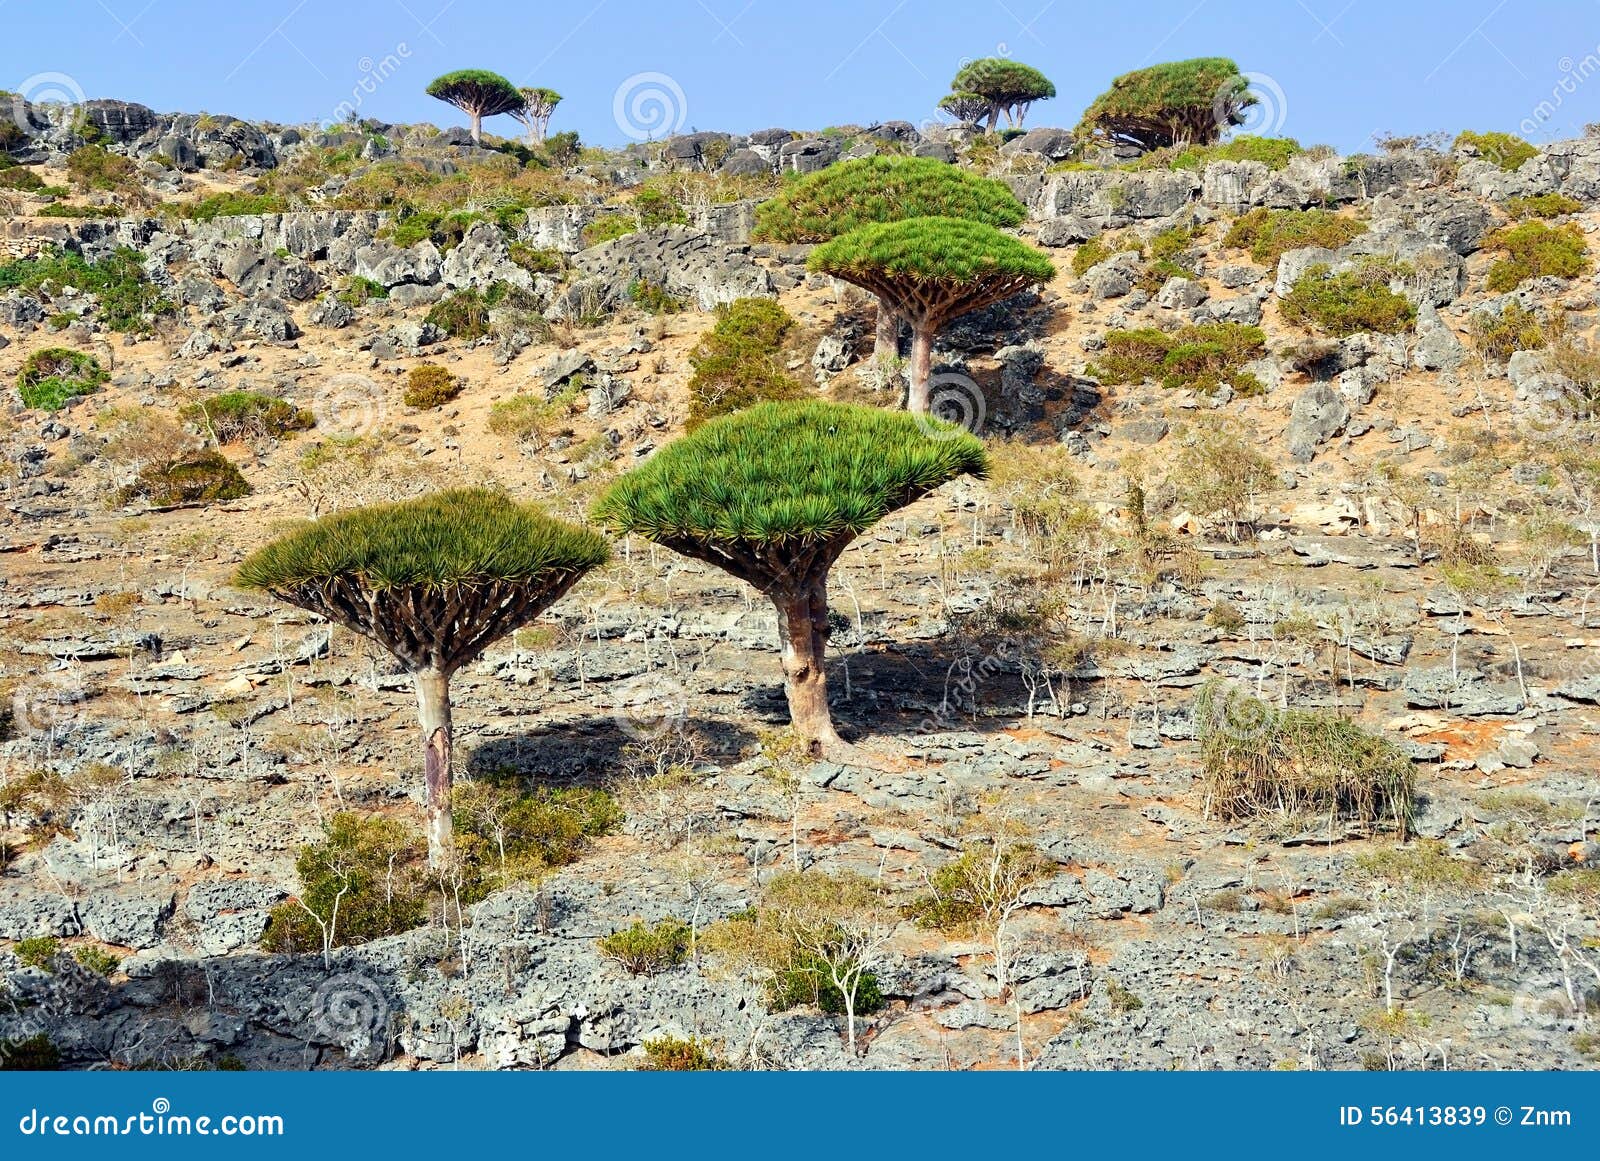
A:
[592,400,987,756]
[808,216,1056,414]
[234,488,610,868]
[752,156,1028,371]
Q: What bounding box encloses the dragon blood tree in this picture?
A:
[234,488,609,867]
[752,156,1027,370]
[1077,57,1253,151]
[593,401,987,753]
[425,69,525,145]
[808,216,1056,414]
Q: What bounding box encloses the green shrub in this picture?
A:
[627,279,682,315]
[13,936,60,970]
[72,945,121,975]
[336,275,389,307]
[181,391,314,442]
[0,1034,60,1070]
[631,186,687,230]
[639,1036,725,1070]
[1089,322,1266,394]
[176,191,290,221]
[261,813,432,954]
[38,203,118,219]
[0,167,45,192]
[65,145,135,191]
[388,209,482,251]
[1280,260,1417,336]
[597,918,691,975]
[117,450,253,507]
[1454,130,1537,172]
[0,246,169,333]
[1470,303,1546,362]
[507,243,564,275]
[1194,680,1415,836]
[16,347,107,409]
[1505,192,1584,219]
[487,389,580,447]
[1129,135,1304,172]
[767,949,885,1017]
[686,297,806,428]
[1223,207,1367,265]
[403,364,463,409]
[452,781,623,894]
[581,214,638,246]
[544,130,581,166]
[425,289,492,339]
[1484,220,1591,291]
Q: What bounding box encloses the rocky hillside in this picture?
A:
[1,105,1598,1071]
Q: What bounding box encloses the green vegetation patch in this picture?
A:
[1280,259,1417,336]
[685,297,806,428]
[1088,322,1266,394]
[16,346,108,410]
[1223,207,1367,266]
[1484,220,1591,292]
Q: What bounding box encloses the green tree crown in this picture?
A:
[1078,57,1253,147]
[753,156,1026,243]
[951,59,1057,104]
[235,487,609,593]
[591,401,987,547]
[807,216,1056,284]
[424,70,525,116]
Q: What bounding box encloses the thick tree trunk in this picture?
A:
[771,572,841,748]
[986,106,1001,134]
[907,326,934,414]
[469,111,482,145]
[413,667,454,869]
[873,301,901,371]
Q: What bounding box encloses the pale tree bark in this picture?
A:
[468,111,483,145]
[413,667,455,869]
[770,571,841,748]
[907,326,935,414]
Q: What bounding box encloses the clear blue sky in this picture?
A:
[3,0,1598,152]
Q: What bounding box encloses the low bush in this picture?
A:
[1071,232,1141,277]
[507,243,564,276]
[1171,418,1276,540]
[686,297,806,428]
[486,387,582,449]
[176,191,290,221]
[403,364,463,409]
[1194,680,1415,836]
[597,918,691,975]
[16,347,107,409]
[639,1036,725,1070]
[0,246,169,333]
[261,813,432,954]
[1505,192,1583,219]
[1223,207,1367,265]
[336,275,389,307]
[1089,322,1266,394]
[1125,135,1304,172]
[627,279,682,315]
[767,949,885,1016]
[581,214,638,246]
[1484,220,1591,292]
[181,391,314,442]
[1280,259,1417,335]
[1469,302,1546,362]
[388,208,482,251]
[0,1034,60,1070]
[117,450,252,507]
[0,167,45,192]
[425,288,491,339]
[452,781,623,893]
[13,936,60,969]
[72,945,121,975]
[1454,130,1537,172]
[65,145,136,191]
